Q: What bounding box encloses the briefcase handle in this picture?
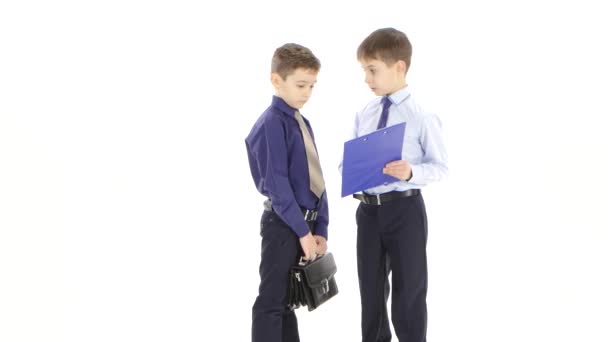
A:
[298,253,326,266]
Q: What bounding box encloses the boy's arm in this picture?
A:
[407,113,448,184]
[312,191,328,254]
[261,118,311,238]
[313,192,328,239]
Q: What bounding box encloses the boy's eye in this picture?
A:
[297,85,305,88]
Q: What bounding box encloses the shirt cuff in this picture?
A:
[408,164,424,184]
[293,221,311,238]
[313,223,328,240]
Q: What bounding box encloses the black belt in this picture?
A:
[353,189,420,205]
[263,199,318,222]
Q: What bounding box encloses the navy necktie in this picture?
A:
[377,96,392,129]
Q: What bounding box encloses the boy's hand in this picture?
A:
[313,235,327,255]
[299,232,318,261]
[383,160,412,181]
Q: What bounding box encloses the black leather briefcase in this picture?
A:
[287,252,338,311]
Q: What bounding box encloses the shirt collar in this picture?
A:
[387,86,411,105]
[271,95,298,117]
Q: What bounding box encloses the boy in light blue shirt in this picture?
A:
[347,27,448,342]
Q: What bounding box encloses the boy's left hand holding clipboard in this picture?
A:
[383,160,413,181]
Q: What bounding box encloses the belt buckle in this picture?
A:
[304,209,318,221]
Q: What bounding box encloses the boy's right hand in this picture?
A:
[299,232,318,261]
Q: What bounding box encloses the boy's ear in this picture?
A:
[271,72,283,88]
[397,60,407,74]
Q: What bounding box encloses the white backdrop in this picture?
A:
[1,1,607,341]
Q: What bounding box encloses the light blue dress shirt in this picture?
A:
[345,86,448,195]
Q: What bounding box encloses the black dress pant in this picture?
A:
[252,210,301,342]
[356,193,428,342]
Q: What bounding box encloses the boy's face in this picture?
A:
[272,68,318,109]
[359,58,407,96]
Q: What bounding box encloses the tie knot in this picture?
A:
[382,96,392,109]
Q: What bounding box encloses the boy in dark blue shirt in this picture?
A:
[245,43,329,342]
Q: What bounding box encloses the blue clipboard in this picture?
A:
[341,123,406,197]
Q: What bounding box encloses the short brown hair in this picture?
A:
[357,28,412,70]
[271,43,320,80]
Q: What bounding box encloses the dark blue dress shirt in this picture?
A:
[245,96,328,239]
